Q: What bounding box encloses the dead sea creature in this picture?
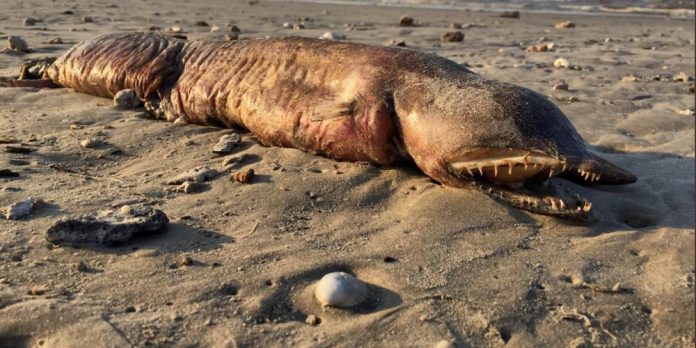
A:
[6,32,637,220]
[315,272,369,308]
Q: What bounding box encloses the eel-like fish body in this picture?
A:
[15,32,637,220]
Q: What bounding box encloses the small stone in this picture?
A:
[2,197,37,220]
[180,255,194,266]
[500,11,520,18]
[212,133,241,154]
[167,166,218,184]
[555,21,575,29]
[231,168,254,184]
[552,81,569,90]
[448,22,461,29]
[46,204,169,245]
[314,272,369,308]
[319,32,346,41]
[224,32,239,41]
[222,154,251,168]
[113,89,142,108]
[293,23,304,30]
[210,25,221,32]
[282,22,291,28]
[73,261,88,272]
[195,20,209,27]
[171,26,183,33]
[80,138,102,148]
[440,31,464,43]
[82,16,93,23]
[526,43,549,52]
[399,16,415,27]
[385,39,406,47]
[8,36,29,52]
[23,17,38,26]
[611,283,623,292]
[622,75,639,82]
[554,58,570,69]
[228,25,241,33]
[47,37,63,44]
[176,181,208,194]
[673,72,693,82]
[305,315,320,326]
[28,286,48,296]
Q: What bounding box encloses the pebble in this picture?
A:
[319,32,346,40]
[225,32,239,41]
[113,89,142,108]
[305,315,320,326]
[210,25,221,32]
[293,23,304,30]
[176,181,208,194]
[23,17,38,26]
[673,72,693,82]
[80,138,102,148]
[73,261,89,272]
[82,16,94,23]
[622,75,639,82]
[553,58,570,69]
[2,197,37,220]
[399,15,415,27]
[8,36,29,52]
[314,272,369,308]
[212,133,242,154]
[195,20,209,27]
[166,166,218,184]
[385,39,406,47]
[526,43,553,52]
[448,22,462,29]
[552,81,569,90]
[231,168,254,184]
[555,21,575,29]
[500,11,520,18]
[440,31,464,43]
[46,204,169,245]
[171,26,183,33]
[47,37,63,44]
[228,25,241,33]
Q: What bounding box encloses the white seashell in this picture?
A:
[314,272,368,308]
[553,58,570,69]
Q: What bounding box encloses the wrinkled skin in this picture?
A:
[9,32,636,221]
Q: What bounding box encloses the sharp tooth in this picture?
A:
[582,201,592,212]
[524,162,529,170]
[550,199,558,210]
[596,173,601,181]
[559,199,567,210]
[508,162,513,175]
[494,164,499,177]
[561,162,567,172]
[549,168,555,177]
[477,166,483,175]
[465,167,474,176]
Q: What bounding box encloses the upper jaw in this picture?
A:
[447,147,602,185]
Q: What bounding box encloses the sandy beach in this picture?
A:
[0,0,694,346]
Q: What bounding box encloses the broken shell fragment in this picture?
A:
[314,272,368,308]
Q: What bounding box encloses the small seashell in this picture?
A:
[314,272,368,308]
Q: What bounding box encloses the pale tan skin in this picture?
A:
[9,32,637,221]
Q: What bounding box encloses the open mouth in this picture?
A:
[448,148,600,220]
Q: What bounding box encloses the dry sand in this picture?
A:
[0,0,694,347]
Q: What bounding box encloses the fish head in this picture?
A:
[393,74,636,220]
